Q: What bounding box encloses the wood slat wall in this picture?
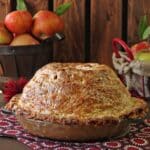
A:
[25,0,49,15]
[0,0,149,77]
[53,0,85,62]
[90,0,122,66]
[0,0,11,20]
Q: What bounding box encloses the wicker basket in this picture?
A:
[0,33,64,78]
[112,38,150,100]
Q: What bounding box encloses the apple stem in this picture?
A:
[16,0,27,11]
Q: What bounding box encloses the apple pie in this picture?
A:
[5,63,148,141]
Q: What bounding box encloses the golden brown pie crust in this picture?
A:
[6,63,148,127]
[5,94,21,112]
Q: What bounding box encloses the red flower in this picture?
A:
[3,77,28,102]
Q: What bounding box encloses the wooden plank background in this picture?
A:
[90,0,122,66]
[0,0,11,20]
[53,0,85,62]
[0,0,149,77]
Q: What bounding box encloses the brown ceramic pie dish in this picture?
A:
[5,63,148,141]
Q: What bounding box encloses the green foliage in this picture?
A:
[16,0,27,10]
[138,15,148,40]
[55,2,72,16]
[142,26,150,40]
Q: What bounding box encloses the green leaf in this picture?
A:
[16,0,27,10]
[55,2,72,16]
[138,15,148,40]
[142,26,150,40]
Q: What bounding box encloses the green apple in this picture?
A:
[135,50,150,61]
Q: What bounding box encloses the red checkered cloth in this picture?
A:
[0,109,150,150]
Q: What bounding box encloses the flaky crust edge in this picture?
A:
[5,94,149,126]
[11,97,148,126]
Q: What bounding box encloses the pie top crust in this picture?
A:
[7,63,148,126]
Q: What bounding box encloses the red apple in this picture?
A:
[0,22,13,44]
[31,10,64,40]
[131,41,150,57]
[5,10,32,34]
[10,34,39,46]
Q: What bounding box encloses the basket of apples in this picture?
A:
[0,0,71,78]
[112,15,150,100]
